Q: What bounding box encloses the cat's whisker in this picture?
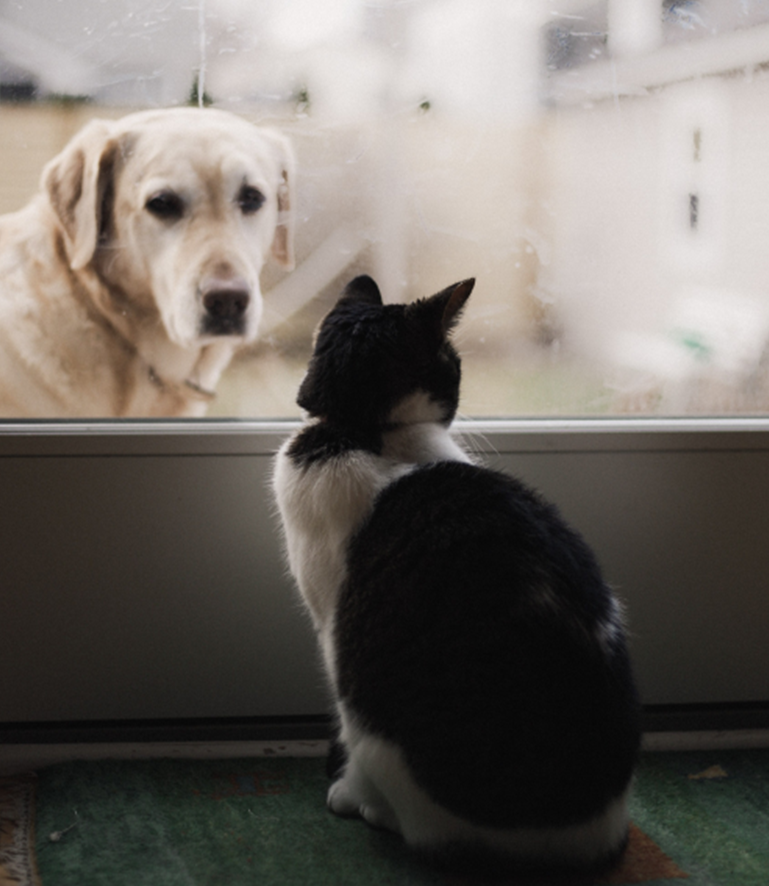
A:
[452,414,500,462]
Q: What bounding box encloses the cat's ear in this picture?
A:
[341,275,383,306]
[439,278,475,334]
[412,278,475,338]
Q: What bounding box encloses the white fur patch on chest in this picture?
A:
[273,420,470,683]
[382,421,471,465]
[386,390,446,426]
[273,442,406,626]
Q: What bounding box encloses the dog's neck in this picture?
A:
[147,362,215,404]
[146,339,236,403]
[76,262,235,409]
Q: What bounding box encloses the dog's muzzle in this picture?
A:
[200,276,251,336]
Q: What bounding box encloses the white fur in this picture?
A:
[383,419,472,468]
[596,594,627,656]
[273,439,408,680]
[386,390,450,427]
[330,704,630,868]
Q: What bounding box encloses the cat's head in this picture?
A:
[297,275,474,429]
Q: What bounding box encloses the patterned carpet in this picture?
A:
[0,774,39,886]
[2,748,769,885]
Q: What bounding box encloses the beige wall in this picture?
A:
[0,105,112,214]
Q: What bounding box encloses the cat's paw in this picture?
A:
[360,802,400,833]
[327,779,360,817]
[327,780,400,833]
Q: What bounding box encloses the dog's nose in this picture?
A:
[202,280,250,319]
[200,277,251,335]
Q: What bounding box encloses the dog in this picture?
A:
[0,107,294,417]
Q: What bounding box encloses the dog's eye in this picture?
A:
[237,185,265,215]
[145,191,184,220]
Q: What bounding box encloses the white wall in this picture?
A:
[539,69,769,410]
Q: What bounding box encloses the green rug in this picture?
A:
[10,749,769,885]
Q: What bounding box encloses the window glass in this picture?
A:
[1,0,768,418]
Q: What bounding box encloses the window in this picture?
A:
[3,0,769,419]
[2,1,769,736]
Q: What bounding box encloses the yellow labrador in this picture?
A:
[0,107,294,417]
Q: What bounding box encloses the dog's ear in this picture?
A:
[42,119,118,271]
[263,130,296,271]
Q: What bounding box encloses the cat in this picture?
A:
[272,274,641,875]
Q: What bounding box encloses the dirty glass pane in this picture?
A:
[1,0,767,418]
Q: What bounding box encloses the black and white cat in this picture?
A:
[272,275,641,874]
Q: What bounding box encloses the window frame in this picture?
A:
[2,416,769,741]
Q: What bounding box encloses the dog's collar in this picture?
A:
[183,377,217,402]
[148,366,216,403]
[74,266,220,406]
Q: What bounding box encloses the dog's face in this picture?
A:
[43,108,294,350]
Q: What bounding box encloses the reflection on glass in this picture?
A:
[1,0,769,418]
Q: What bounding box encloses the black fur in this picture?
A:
[287,420,382,466]
[296,275,465,432]
[413,828,631,882]
[335,460,641,829]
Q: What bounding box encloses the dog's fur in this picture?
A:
[0,107,294,417]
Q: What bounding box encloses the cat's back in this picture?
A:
[334,459,640,830]
[339,459,611,637]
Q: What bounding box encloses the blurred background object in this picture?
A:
[3,0,769,418]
